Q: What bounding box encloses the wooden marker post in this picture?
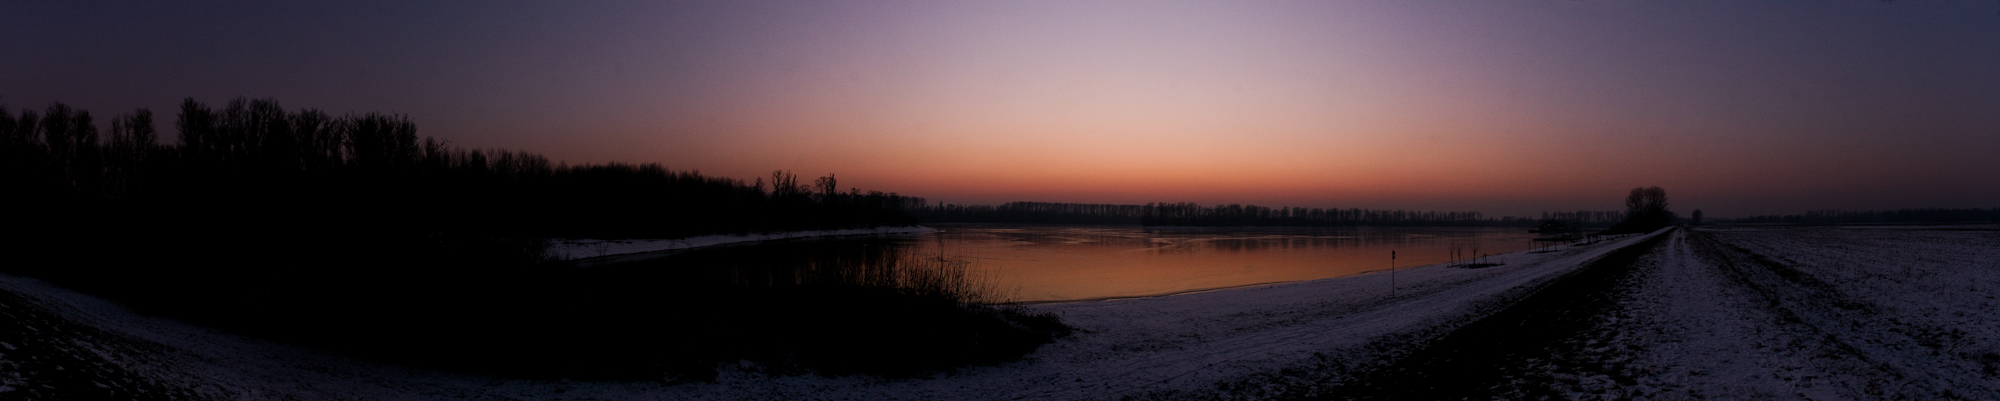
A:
[1390,250,1396,299]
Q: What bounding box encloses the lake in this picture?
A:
[634,225,1542,303]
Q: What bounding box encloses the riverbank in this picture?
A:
[0,227,1666,399]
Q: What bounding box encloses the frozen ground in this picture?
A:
[6,225,1991,399]
[549,226,937,264]
[1679,226,2000,398]
[1455,226,2000,400]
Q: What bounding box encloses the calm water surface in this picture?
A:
[652,225,1540,303]
[912,225,1538,302]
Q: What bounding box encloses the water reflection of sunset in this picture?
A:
[909,225,1536,303]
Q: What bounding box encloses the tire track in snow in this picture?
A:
[1690,230,1996,399]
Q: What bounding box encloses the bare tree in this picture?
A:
[769,170,801,200]
[815,173,838,205]
[1620,186,1674,231]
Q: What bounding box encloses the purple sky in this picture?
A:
[6,1,1999,217]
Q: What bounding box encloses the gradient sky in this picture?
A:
[7,1,1999,217]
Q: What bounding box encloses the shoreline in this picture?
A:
[1009,280,1294,305]
[0,226,1675,400]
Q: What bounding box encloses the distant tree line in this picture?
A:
[909,201,1552,227]
[1138,202,1535,227]
[2,97,924,243]
[909,201,1146,225]
[1709,208,2000,225]
[1539,210,1627,227]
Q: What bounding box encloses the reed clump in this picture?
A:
[735,249,1004,304]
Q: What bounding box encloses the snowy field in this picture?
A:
[1687,226,2000,398]
[8,225,1991,399]
[1487,226,2000,399]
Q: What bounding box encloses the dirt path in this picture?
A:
[1298,229,1670,400]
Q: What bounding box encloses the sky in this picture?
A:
[6,1,1999,218]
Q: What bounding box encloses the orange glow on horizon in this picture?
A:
[14,1,1996,217]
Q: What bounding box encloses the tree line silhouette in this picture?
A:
[1138,202,1536,227]
[909,201,1147,224]
[1708,208,2000,225]
[1539,210,1627,227]
[1,98,1000,379]
[3,98,926,244]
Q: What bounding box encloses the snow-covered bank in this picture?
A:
[0,228,1667,400]
[0,274,484,400]
[550,225,937,264]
